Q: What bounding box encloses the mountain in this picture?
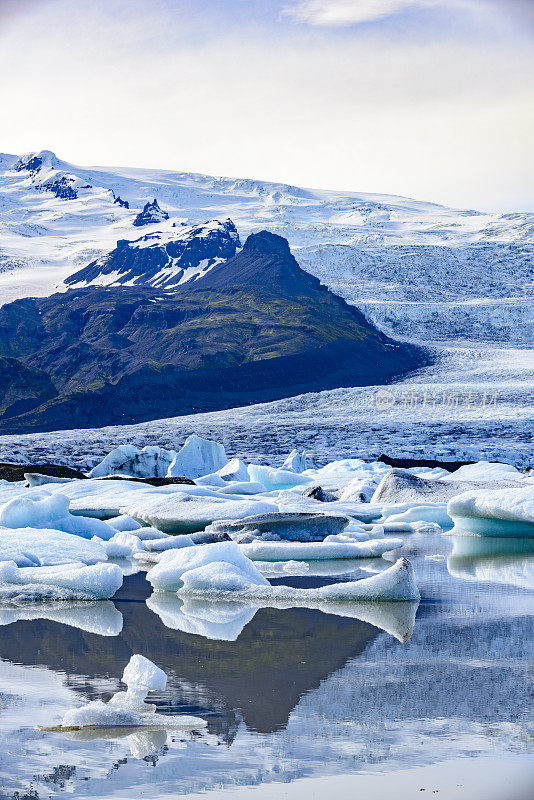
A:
[1,150,532,345]
[66,219,240,289]
[0,231,426,433]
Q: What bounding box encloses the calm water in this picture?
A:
[0,534,533,800]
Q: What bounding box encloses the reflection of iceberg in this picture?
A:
[62,725,168,758]
[448,536,534,590]
[146,593,258,641]
[0,599,123,636]
[147,592,418,643]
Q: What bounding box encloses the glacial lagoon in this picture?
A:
[0,533,532,799]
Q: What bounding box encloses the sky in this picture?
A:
[0,0,532,211]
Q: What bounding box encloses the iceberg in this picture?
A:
[216,481,267,495]
[0,492,117,539]
[281,449,307,473]
[58,654,207,730]
[96,532,144,558]
[217,458,250,482]
[0,527,108,566]
[240,538,402,561]
[380,503,452,528]
[205,511,349,543]
[448,485,534,536]
[175,556,420,603]
[147,541,269,593]
[167,434,228,479]
[444,461,526,483]
[0,560,123,600]
[90,444,177,479]
[247,464,312,491]
[120,493,278,534]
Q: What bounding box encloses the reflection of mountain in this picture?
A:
[0,572,380,734]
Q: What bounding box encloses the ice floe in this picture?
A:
[120,493,277,534]
[167,434,228,478]
[58,654,207,730]
[0,492,117,539]
[0,527,109,566]
[448,485,534,536]
[0,560,123,600]
[205,511,349,543]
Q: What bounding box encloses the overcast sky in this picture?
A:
[0,0,532,210]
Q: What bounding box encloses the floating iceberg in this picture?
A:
[217,458,250,482]
[0,492,117,539]
[96,532,144,558]
[281,449,307,473]
[240,538,402,561]
[443,461,526,483]
[121,493,277,534]
[448,486,534,536]
[58,654,207,730]
[205,511,349,543]
[380,503,452,528]
[175,556,420,603]
[0,560,123,600]
[90,444,177,478]
[167,434,228,479]
[0,527,108,566]
[247,464,311,491]
[147,541,269,593]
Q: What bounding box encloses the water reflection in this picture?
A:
[0,539,532,799]
[448,536,534,591]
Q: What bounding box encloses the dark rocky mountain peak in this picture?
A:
[133,198,169,227]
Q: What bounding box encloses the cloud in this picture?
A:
[282,0,436,26]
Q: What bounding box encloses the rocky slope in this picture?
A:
[0,231,425,433]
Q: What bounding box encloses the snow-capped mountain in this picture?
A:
[66,218,240,289]
[0,149,533,343]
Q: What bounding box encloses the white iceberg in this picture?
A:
[106,514,142,531]
[380,503,452,528]
[167,434,228,479]
[444,461,526,483]
[89,444,176,478]
[247,464,312,491]
[0,560,123,600]
[96,532,144,558]
[147,541,269,593]
[143,535,195,553]
[0,492,117,539]
[240,539,402,561]
[217,458,250,482]
[216,481,267,495]
[448,485,534,536]
[0,527,108,566]
[58,654,207,730]
[281,449,307,473]
[175,556,420,603]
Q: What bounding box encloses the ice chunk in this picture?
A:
[337,477,377,503]
[147,541,270,593]
[90,445,176,479]
[0,560,123,600]
[381,503,452,528]
[217,458,250,482]
[448,485,534,536]
[195,473,227,487]
[59,654,206,730]
[106,514,142,531]
[167,435,228,479]
[206,511,349,543]
[176,556,420,603]
[240,538,402,561]
[371,468,521,505]
[121,494,277,534]
[181,561,268,593]
[247,464,312,491]
[281,449,307,473]
[24,473,72,487]
[216,481,267,495]
[96,532,144,558]
[0,527,108,566]
[444,461,525,483]
[143,535,195,552]
[0,492,117,540]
